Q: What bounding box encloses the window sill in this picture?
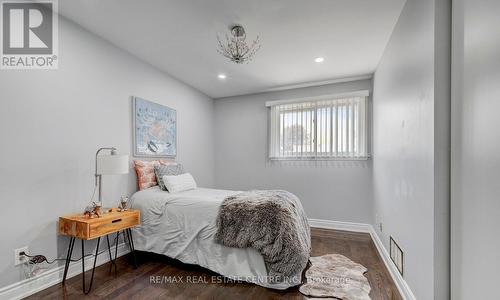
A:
[269,156,371,161]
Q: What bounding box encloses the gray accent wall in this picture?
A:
[451,0,500,298]
[372,0,450,299]
[0,16,215,287]
[214,79,374,223]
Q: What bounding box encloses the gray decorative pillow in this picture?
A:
[154,164,184,191]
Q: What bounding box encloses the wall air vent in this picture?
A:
[390,236,404,276]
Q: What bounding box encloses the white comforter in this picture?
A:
[130,187,301,289]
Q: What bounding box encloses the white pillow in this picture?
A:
[162,173,197,193]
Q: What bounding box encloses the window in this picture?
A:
[267,91,369,160]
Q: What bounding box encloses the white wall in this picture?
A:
[0,17,215,288]
[451,0,500,298]
[214,79,373,223]
[372,0,450,299]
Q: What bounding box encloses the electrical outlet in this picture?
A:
[14,246,28,266]
[375,213,383,232]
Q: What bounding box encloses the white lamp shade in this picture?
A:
[96,155,129,175]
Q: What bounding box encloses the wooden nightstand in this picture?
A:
[59,209,140,294]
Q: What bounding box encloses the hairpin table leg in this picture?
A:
[62,237,75,285]
[114,231,120,267]
[125,228,138,268]
[106,235,117,274]
[82,237,100,295]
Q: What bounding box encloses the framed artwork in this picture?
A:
[133,97,177,157]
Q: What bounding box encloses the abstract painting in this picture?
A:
[133,97,177,157]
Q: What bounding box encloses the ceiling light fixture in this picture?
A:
[315,57,325,63]
[218,74,227,79]
[217,25,261,64]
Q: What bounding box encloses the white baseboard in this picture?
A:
[0,243,129,300]
[308,218,372,233]
[309,218,416,300]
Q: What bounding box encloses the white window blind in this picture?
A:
[268,93,369,160]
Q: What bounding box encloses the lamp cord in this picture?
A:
[89,184,97,205]
[23,234,121,265]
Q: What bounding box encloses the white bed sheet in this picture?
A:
[130,186,300,290]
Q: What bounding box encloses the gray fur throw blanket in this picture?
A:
[214,190,311,281]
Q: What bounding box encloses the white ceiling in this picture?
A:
[59,0,405,98]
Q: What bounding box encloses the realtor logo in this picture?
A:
[1,0,58,69]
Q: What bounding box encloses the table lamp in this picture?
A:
[95,147,129,211]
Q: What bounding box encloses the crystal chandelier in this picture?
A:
[217,25,261,64]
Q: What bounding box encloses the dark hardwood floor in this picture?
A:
[26,228,401,299]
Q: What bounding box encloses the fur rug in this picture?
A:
[215,190,311,281]
[299,254,371,300]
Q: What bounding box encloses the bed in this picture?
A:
[130,186,303,290]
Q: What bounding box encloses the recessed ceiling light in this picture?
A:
[218,74,227,79]
[315,57,325,63]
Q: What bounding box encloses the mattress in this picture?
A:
[130,186,301,289]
